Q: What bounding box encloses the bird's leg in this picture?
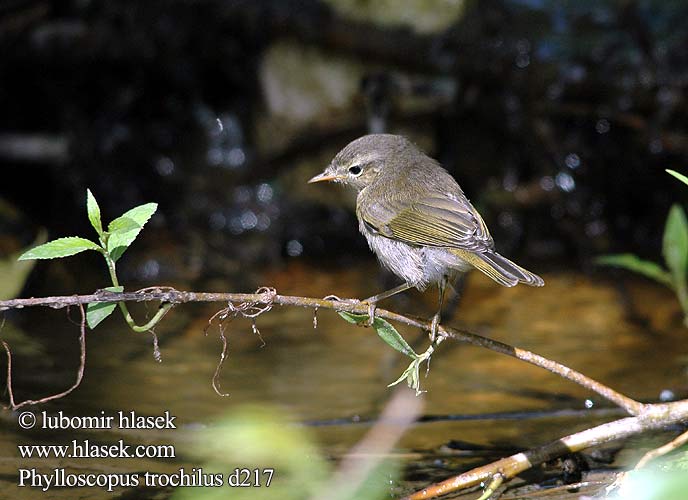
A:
[362,282,413,326]
[366,301,376,327]
[364,282,413,304]
[430,277,448,342]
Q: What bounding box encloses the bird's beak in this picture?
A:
[308,169,340,183]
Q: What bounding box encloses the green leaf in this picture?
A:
[337,311,369,326]
[338,312,418,358]
[663,204,688,286]
[106,202,157,262]
[595,254,673,288]
[387,344,434,396]
[86,189,103,236]
[339,312,430,395]
[388,359,422,393]
[18,237,101,260]
[86,286,123,329]
[108,216,140,234]
[667,169,688,188]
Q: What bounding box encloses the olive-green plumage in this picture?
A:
[309,134,544,293]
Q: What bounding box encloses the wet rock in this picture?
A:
[256,41,367,154]
[323,0,467,34]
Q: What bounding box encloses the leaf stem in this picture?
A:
[101,250,170,332]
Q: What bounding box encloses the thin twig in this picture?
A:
[634,428,688,469]
[212,319,230,397]
[476,472,505,500]
[603,428,688,497]
[0,288,644,414]
[2,303,87,410]
[203,289,276,396]
[439,330,645,416]
[205,308,231,397]
[2,287,687,499]
[148,330,162,363]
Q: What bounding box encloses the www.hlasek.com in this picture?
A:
[16,410,274,491]
[18,439,175,459]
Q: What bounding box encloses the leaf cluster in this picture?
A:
[596,170,688,324]
[339,312,434,395]
[19,190,157,329]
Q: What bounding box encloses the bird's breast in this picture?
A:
[359,220,467,290]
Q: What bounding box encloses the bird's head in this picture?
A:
[308,134,415,191]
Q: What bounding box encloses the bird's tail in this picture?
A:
[453,249,544,287]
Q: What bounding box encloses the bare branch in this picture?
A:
[2,286,686,499]
[0,287,645,413]
[403,400,688,500]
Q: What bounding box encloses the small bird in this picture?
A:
[309,134,543,338]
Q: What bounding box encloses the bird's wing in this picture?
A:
[359,195,494,251]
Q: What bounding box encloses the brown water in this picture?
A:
[1,264,686,499]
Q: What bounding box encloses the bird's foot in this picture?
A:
[323,295,378,327]
[323,295,374,326]
[323,294,359,304]
[365,301,377,327]
[430,312,441,343]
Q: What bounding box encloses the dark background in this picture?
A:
[2,0,687,293]
[2,4,688,498]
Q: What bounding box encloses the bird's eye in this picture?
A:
[348,165,362,176]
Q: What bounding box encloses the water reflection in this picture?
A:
[2,264,687,497]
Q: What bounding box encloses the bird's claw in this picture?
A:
[323,295,376,327]
[323,294,359,304]
[430,312,441,343]
[365,301,377,327]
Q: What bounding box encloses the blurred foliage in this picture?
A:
[611,447,688,500]
[597,170,688,324]
[0,229,45,300]
[173,405,400,500]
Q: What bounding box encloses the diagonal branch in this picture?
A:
[0,287,644,413]
[2,288,682,500]
[402,400,688,500]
